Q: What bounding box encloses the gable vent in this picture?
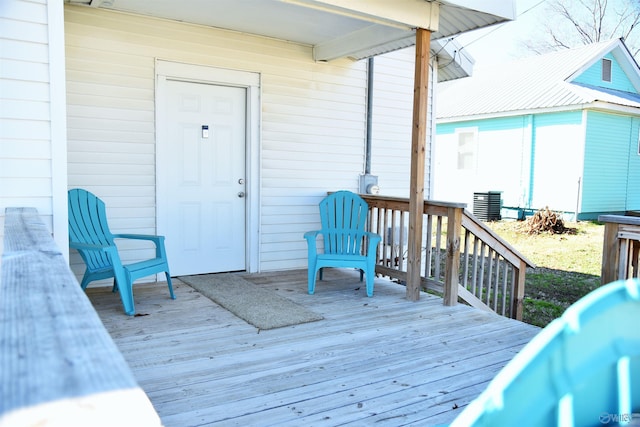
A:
[602,58,612,82]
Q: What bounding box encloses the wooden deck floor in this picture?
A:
[86,269,540,427]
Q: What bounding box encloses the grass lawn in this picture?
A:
[487,220,604,327]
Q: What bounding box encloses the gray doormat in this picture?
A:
[178,273,323,330]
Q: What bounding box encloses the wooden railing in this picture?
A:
[361,195,535,320]
[599,214,640,283]
[1,208,161,426]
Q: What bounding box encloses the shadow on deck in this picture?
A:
[87,268,540,426]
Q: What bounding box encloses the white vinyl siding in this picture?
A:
[0,0,68,263]
[370,47,433,198]
[64,5,368,273]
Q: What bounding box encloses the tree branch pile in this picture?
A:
[523,207,569,235]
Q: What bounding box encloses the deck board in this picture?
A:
[86,269,540,426]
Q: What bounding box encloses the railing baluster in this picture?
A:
[360,195,532,319]
[462,229,471,290]
[509,271,516,318]
[485,247,494,306]
[479,242,487,302]
[425,214,433,278]
[383,207,390,267]
[376,206,385,266]
[471,237,479,297]
[434,216,443,281]
[501,261,509,316]
[399,211,406,270]
[368,207,376,261]
[631,240,640,279]
[619,238,630,281]
[492,251,500,311]
[390,209,398,268]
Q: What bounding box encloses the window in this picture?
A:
[457,130,476,170]
[602,58,612,82]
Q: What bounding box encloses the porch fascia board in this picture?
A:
[442,0,516,22]
[283,0,440,30]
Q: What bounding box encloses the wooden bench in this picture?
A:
[1,208,161,426]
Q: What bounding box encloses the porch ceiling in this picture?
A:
[66,0,515,61]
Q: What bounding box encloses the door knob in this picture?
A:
[238,192,245,198]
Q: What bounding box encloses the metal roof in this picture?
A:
[436,38,640,121]
[432,37,475,82]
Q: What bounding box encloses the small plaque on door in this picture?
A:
[202,125,209,138]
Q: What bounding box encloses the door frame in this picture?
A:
[155,59,261,273]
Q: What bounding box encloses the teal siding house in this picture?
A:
[435,38,640,220]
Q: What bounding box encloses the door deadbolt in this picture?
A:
[238,192,245,198]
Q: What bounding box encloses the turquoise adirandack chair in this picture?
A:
[304,191,381,297]
[450,278,640,427]
[68,189,175,315]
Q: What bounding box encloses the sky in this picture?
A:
[453,0,549,68]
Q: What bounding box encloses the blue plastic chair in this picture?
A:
[68,189,175,315]
[304,191,381,297]
[450,278,640,427]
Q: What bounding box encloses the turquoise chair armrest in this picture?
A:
[303,230,321,240]
[304,230,321,258]
[303,231,321,247]
[364,231,381,243]
[69,241,113,252]
[364,232,381,255]
[112,234,167,259]
[113,234,164,243]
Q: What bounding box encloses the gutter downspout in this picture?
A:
[365,57,374,174]
[527,115,535,210]
[359,57,379,194]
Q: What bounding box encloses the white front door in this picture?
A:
[158,79,247,276]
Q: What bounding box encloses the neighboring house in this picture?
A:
[0,0,515,279]
[433,40,640,219]
[434,38,640,221]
